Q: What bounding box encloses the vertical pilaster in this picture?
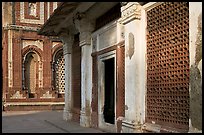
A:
[8,29,13,88]
[119,2,146,133]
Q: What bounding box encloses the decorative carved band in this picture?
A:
[4,25,40,31]
[120,2,142,25]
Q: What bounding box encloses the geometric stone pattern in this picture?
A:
[146,2,189,130]
[54,53,65,93]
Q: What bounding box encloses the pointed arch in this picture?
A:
[22,45,43,98]
[51,44,65,95]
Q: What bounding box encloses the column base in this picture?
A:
[121,119,142,133]
[80,111,91,127]
[98,113,117,132]
[63,107,72,121]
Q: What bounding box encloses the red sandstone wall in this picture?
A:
[2,2,64,110]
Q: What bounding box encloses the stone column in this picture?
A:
[59,31,74,121]
[119,2,146,133]
[74,13,95,127]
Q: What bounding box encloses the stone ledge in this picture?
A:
[3,25,40,32]
[5,102,65,106]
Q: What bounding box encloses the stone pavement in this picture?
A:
[2,110,106,133]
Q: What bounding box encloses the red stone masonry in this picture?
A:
[3,2,63,107]
[24,2,40,20]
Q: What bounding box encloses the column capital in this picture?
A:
[73,12,95,46]
[73,12,95,33]
[59,31,74,44]
[59,31,74,55]
[119,2,142,25]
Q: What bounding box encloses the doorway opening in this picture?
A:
[103,57,115,124]
[24,52,37,98]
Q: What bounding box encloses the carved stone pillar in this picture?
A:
[74,13,95,127]
[59,31,74,121]
[119,2,146,133]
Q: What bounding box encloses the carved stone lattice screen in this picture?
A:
[55,54,65,93]
[146,2,189,130]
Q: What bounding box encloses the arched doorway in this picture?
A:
[24,52,38,98]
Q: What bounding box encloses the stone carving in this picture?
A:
[29,2,37,16]
[20,2,44,24]
[120,2,142,25]
[11,91,26,99]
[40,91,54,98]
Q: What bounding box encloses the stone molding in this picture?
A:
[3,24,40,32]
[120,2,142,25]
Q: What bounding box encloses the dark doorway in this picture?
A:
[103,58,115,124]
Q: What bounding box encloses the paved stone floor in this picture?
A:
[2,110,106,133]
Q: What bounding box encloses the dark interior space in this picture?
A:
[103,58,115,124]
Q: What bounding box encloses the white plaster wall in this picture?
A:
[189,2,202,66]
[116,22,125,44]
[92,20,118,52]
[124,19,139,122]
[138,7,147,126]
[98,26,117,50]
[189,2,202,133]
[122,5,147,133]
